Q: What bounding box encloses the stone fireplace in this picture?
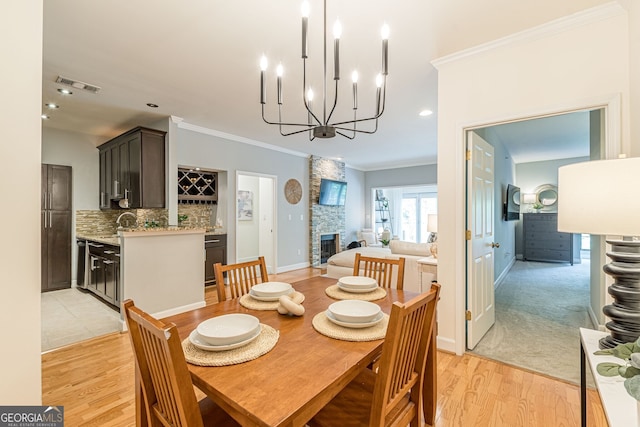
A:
[309,156,346,267]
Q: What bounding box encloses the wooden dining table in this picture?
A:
[161,275,437,427]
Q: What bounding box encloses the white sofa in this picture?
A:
[326,240,436,293]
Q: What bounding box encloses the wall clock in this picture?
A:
[284,179,303,204]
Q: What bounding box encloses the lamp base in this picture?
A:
[430,242,438,259]
[599,238,640,349]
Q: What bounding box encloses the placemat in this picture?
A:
[182,324,279,366]
[325,284,387,301]
[239,293,305,310]
[312,312,389,342]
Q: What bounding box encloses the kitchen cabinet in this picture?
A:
[178,167,218,204]
[98,126,166,209]
[88,241,120,308]
[41,164,72,292]
[205,234,227,285]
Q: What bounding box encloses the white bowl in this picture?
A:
[328,300,382,324]
[196,314,260,346]
[251,282,293,297]
[338,276,377,289]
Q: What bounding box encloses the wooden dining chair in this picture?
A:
[353,252,406,290]
[122,299,239,427]
[308,283,441,427]
[214,256,269,301]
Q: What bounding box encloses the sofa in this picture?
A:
[326,240,436,293]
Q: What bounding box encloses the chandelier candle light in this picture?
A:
[260,0,389,140]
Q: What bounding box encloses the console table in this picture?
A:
[580,327,638,427]
[417,256,438,292]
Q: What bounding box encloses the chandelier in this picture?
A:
[259,0,389,140]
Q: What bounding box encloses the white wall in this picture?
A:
[433,4,631,354]
[0,0,43,403]
[344,167,365,244]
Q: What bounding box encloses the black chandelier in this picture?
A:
[259,0,389,140]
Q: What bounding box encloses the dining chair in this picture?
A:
[308,283,441,427]
[353,252,406,290]
[214,256,269,301]
[122,299,239,427]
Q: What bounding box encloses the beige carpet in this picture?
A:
[470,258,596,386]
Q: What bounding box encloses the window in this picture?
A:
[401,192,437,243]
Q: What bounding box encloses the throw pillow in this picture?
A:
[389,240,430,256]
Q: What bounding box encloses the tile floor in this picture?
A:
[41,287,122,352]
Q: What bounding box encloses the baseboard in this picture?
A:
[588,306,605,331]
[437,336,457,354]
[275,261,311,273]
[151,301,206,320]
[494,256,516,290]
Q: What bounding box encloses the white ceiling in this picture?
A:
[41,0,609,170]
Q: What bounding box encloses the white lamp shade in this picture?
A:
[427,214,438,233]
[523,193,537,204]
[558,157,640,236]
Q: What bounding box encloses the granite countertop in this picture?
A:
[78,227,225,245]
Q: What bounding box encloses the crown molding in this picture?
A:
[432,1,626,68]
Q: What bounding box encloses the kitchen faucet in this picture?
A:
[116,211,137,230]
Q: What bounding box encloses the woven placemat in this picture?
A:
[325,284,387,301]
[182,324,279,366]
[239,293,305,311]
[312,312,389,342]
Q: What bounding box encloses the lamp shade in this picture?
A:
[523,193,537,204]
[427,214,438,233]
[557,157,640,236]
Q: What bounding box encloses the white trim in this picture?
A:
[437,336,456,354]
[276,261,311,273]
[458,94,622,356]
[151,301,206,321]
[494,256,516,289]
[178,121,308,159]
[432,2,626,68]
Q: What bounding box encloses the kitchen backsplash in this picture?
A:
[76,206,215,235]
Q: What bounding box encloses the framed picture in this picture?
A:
[237,190,253,220]
[375,189,384,201]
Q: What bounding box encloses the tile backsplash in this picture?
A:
[76,206,216,235]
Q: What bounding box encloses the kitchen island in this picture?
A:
[119,228,206,321]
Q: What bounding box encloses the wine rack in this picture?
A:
[178,168,217,204]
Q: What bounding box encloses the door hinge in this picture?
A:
[465,230,471,240]
[466,150,471,161]
[465,310,472,321]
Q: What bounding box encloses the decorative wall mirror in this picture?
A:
[534,184,558,207]
[512,189,521,206]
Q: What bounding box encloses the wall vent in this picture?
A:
[55,76,101,93]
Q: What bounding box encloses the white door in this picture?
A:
[466,131,496,349]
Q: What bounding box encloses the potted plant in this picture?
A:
[595,338,640,404]
[532,202,544,212]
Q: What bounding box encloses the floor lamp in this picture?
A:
[558,157,640,349]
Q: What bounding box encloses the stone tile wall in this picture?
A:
[309,155,346,266]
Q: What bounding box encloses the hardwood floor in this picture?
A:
[42,267,607,426]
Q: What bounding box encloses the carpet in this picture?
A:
[470,259,596,386]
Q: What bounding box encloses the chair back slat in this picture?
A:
[123,300,205,427]
[353,253,406,290]
[369,283,440,427]
[215,256,269,301]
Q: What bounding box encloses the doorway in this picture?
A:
[464,108,606,380]
[236,172,277,273]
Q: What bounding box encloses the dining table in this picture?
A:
[159,275,437,427]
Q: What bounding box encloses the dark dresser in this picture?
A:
[523,213,581,265]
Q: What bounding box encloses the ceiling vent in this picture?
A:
[55,76,101,93]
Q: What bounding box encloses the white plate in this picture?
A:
[196,313,260,346]
[249,289,293,301]
[325,310,384,329]
[337,283,378,293]
[338,276,377,288]
[251,282,293,297]
[328,300,382,323]
[189,328,260,352]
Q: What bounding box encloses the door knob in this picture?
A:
[491,242,500,248]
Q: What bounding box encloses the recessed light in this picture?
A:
[57,88,73,95]
[146,103,159,108]
[419,110,433,117]
[45,103,59,109]
[41,114,49,120]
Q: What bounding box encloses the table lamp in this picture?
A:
[427,214,438,258]
[558,157,640,349]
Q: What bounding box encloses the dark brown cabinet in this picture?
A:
[205,234,227,285]
[88,241,120,308]
[98,127,166,209]
[41,164,72,292]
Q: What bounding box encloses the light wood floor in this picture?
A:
[42,267,608,426]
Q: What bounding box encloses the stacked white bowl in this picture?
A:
[337,276,378,293]
[190,313,260,351]
[326,300,383,328]
[250,282,293,301]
